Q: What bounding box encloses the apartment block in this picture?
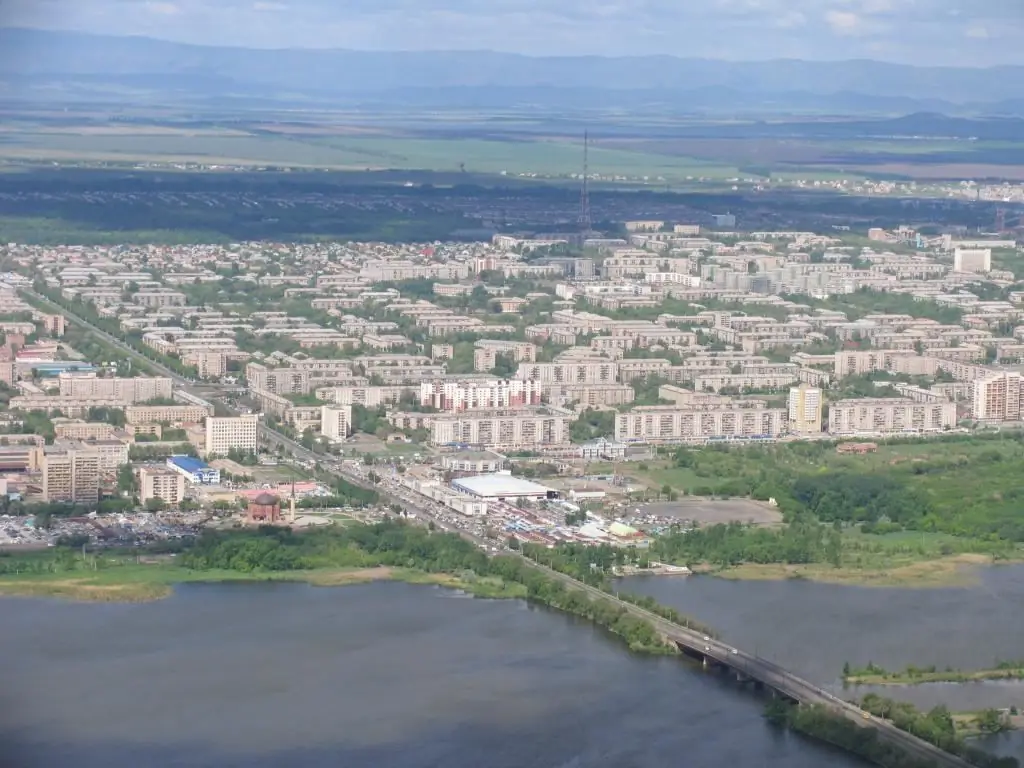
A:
[246,363,310,395]
[694,365,800,393]
[57,373,173,402]
[828,398,957,435]
[972,372,1023,422]
[428,408,571,450]
[315,384,413,408]
[515,361,618,386]
[126,405,210,425]
[56,438,129,472]
[42,445,101,504]
[420,378,542,412]
[615,406,786,443]
[550,383,636,408]
[9,396,129,419]
[139,467,187,505]
[205,414,259,455]
[183,351,227,379]
[788,385,824,434]
[52,419,118,441]
[473,340,537,372]
[833,351,939,378]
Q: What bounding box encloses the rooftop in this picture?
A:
[452,474,552,498]
[167,455,211,473]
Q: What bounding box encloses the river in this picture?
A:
[1,581,867,768]
[619,563,1024,761]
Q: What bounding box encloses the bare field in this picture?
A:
[846,163,1024,180]
[638,499,783,526]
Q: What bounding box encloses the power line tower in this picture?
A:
[578,130,592,235]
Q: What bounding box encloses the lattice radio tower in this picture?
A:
[578,131,592,234]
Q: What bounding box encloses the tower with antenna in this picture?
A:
[577,130,592,235]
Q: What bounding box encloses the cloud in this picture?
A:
[0,0,1022,65]
[824,10,864,35]
[145,1,179,14]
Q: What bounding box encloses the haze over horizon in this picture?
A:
[0,0,1022,67]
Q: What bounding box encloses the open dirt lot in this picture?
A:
[638,499,783,526]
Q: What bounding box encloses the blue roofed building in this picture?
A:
[166,455,220,485]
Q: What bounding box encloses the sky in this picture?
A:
[1,0,1023,66]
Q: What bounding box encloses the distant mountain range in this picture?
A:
[3,28,1024,117]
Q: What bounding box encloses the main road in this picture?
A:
[30,287,971,768]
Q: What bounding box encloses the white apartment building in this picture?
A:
[420,378,543,412]
[615,406,786,444]
[320,405,353,442]
[788,385,823,434]
[139,467,186,505]
[205,414,259,455]
[972,372,1023,422]
[828,398,957,435]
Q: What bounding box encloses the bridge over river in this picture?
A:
[535,564,974,768]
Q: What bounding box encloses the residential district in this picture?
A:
[1,218,1024,551]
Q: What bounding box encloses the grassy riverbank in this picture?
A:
[844,661,1024,687]
[691,552,1000,588]
[0,563,528,603]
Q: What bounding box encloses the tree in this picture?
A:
[507,536,520,551]
[144,498,166,512]
[116,464,137,495]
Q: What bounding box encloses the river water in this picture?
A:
[4,567,1024,767]
[619,564,1024,761]
[1,581,865,768]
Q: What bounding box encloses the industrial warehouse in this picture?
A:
[451,473,557,501]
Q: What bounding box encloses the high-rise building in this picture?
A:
[972,372,1022,422]
[788,385,823,434]
[205,414,259,455]
[320,405,353,442]
[42,445,101,504]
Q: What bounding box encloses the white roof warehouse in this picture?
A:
[451,473,554,500]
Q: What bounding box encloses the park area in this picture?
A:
[625,434,1024,542]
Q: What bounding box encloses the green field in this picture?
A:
[634,435,1024,542]
[0,126,743,182]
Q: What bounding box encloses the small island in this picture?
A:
[843,660,1024,686]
